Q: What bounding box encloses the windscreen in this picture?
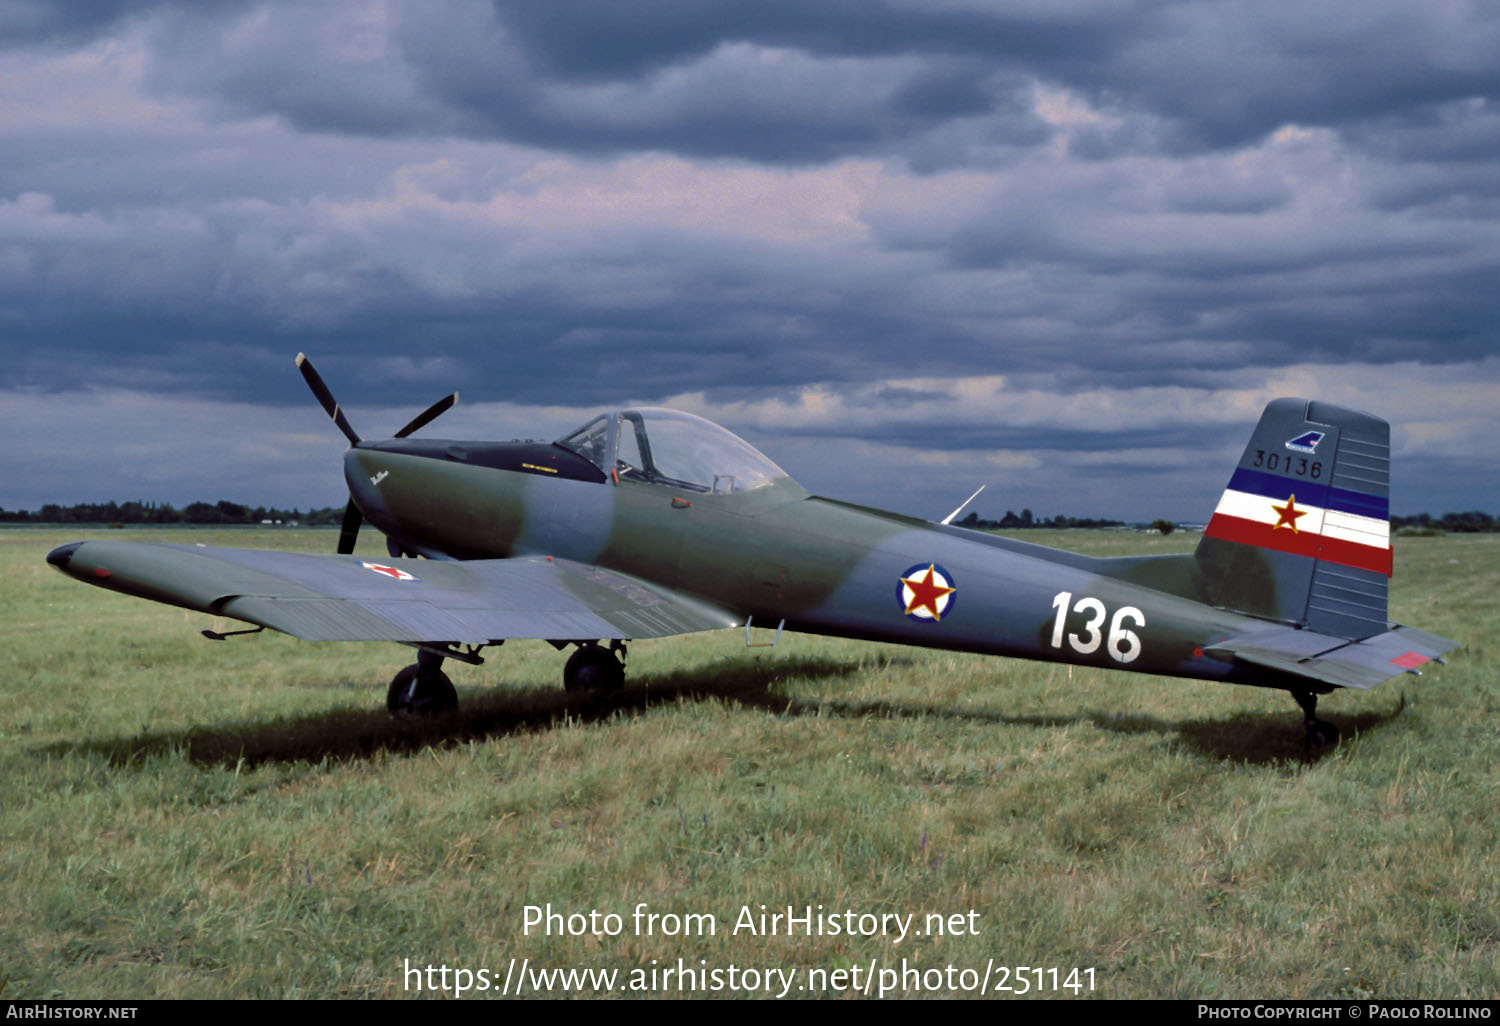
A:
[555,414,610,470]
[618,408,786,494]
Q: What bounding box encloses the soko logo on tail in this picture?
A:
[1284,430,1325,453]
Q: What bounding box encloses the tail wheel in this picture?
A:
[563,644,625,694]
[387,663,458,717]
[1292,688,1339,749]
[1305,718,1340,748]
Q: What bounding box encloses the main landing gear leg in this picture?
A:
[388,647,458,717]
[1292,689,1339,749]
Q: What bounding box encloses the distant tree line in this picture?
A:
[0,500,346,526]
[1391,511,1498,533]
[957,510,1499,533]
[2,501,1494,533]
[955,509,1125,530]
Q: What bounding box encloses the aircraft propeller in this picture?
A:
[295,353,458,555]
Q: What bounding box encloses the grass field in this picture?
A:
[2,526,1496,999]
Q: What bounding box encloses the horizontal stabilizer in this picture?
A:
[1206,623,1460,691]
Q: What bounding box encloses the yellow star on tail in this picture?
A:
[1272,494,1307,533]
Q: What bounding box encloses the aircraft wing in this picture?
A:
[1205,623,1460,691]
[48,540,740,644]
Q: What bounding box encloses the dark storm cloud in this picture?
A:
[478,0,1500,159]
[78,0,1495,171]
[0,0,253,48]
[1082,2,1500,153]
[489,1,1109,78]
[394,0,1079,161]
[136,1,1053,165]
[0,1,146,47]
[1,0,1497,517]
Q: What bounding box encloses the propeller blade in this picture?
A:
[394,391,459,438]
[296,353,361,445]
[336,497,363,555]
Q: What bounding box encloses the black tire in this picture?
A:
[563,645,625,694]
[387,663,458,717]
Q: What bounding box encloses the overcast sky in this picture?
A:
[3,0,1497,523]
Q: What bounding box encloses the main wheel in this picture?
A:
[563,645,625,694]
[387,663,458,717]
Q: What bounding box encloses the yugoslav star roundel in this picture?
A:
[361,561,419,582]
[896,562,957,621]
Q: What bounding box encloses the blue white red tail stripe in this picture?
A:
[1224,468,1388,521]
[1205,474,1391,576]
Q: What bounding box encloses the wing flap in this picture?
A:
[1207,623,1460,690]
[51,540,739,644]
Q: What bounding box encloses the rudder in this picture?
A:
[1195,398,1391,639]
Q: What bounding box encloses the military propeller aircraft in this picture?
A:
[46,356,1458,745]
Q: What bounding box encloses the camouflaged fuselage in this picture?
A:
[346,443,1277,690]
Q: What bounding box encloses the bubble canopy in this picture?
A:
[557,408,788,494]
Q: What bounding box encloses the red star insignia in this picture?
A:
[1271,494,1307,533]
[901,564,956,619]
[361,561,415,581]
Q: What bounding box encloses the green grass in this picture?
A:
[2,526,1496,999]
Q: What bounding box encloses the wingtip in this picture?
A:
[295,352,307,367]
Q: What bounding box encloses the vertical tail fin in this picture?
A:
[1195,398,1392,639]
